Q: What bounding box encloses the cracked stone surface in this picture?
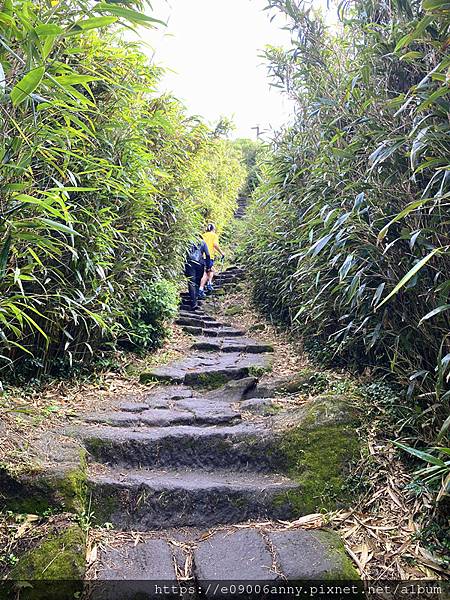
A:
[194,530,277,581]
[97,539,176,580]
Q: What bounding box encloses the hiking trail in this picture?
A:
[69,267,359,587]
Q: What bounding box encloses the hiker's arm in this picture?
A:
[214,242,225,258]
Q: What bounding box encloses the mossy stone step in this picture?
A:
[93,525,357,587]
[77,422,283,471]
[88,467,299,530]
[190,326,246,338]
[8,524,86,583]
[139,351,271,387]
[191,337,274,354]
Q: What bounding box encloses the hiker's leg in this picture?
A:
[200,269,208,290]
[186,262,197,309]
[195,264,204,299]
[205,259,215,290]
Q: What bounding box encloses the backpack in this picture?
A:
[187,242,204,264]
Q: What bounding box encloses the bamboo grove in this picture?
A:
[243,0,449,435]
[0,1,245,378]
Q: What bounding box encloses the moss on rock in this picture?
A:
[0,451,87,516]
[282,368,331,395]
[313,530,360,579]
[9,525,85,581]
[7,525,85,599]
[187,371,234,389]
[274,396,361,514]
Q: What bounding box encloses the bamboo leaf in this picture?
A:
[393,442,447,467]
[419,304,450,324]
[378,198,432,240]
[77,16,117,30]
[40,218,82,236]
[376,249,441,309]
[95,3,166,27]
[0,234,12,278]
[11,66,45,106]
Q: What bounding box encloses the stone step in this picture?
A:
[182,325,245,338]
[191,337,274,354]
[180,302,204,311]
[116,378,257,411]
[83,400,241,428]
[78,422,283,471]
[93,526,357,584]
[176,317,225,329]
[139,351,271,386]
[178,310,215,322]
[88,467,299,530]
[84,408,241,427]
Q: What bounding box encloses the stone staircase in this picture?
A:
[234,196,248,219]
[72,267,358,585]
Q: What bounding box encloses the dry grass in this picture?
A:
[0,324,191,471]
[328,433,448,580]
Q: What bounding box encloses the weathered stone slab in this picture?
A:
[192,337,274,354]
[269,529,359,580]
[194,530,276,581]
[205,377,257,402]
[201,327,245,338]
[84,412,139,426]
[175,398,239,424]
[139,409,194,427]
[97,539,176,580]
[78,422,284,471]
[140,352,271,387]
[117,402,149,413]
[244,376,293,399]
[240,398,274,415]
[177,317,224,328]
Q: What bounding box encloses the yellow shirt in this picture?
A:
[203,231,219,258]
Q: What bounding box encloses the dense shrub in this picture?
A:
[123,280,179,352]
[0,0,245,377]
[242,0,449,424]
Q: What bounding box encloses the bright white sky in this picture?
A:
[140,0,334,139]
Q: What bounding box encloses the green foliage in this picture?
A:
[394,442,450,502]
[124,279,179,352]
[0,1,245,378]
[242,0,450,428]
[233,138,266,197]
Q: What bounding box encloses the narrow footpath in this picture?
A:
[74,267,359,589]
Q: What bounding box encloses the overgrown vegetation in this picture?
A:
[0,0,245,380]
[241,0,449,499]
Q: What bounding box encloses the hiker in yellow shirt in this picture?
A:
[198,223,225,298]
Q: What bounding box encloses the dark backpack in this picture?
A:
[187,242,204,265]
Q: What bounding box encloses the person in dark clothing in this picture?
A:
[185,239,211,309]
